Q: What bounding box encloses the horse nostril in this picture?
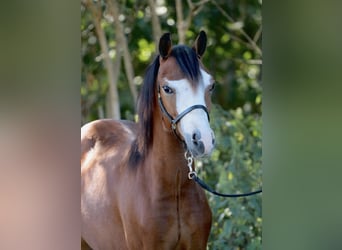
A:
[192,130,201,145]
[189,131,205,155]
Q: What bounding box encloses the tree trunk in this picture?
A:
[148,0,162,46]
[175,0,209,44]
[84,0,121,119]
[175,0,186,44]
[107,49,122,119]
[108,0,138,106]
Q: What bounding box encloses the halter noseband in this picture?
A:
[157,86,210,143]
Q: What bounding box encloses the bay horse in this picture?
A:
[81,31,216,250]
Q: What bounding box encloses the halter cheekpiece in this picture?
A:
[157,85,210,143]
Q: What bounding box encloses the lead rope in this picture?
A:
[184,150,262,198]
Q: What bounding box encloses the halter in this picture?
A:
[157,86,262,198]
[157,86,210,143]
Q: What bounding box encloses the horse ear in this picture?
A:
[193,30,207,58]
[159,33,172,59]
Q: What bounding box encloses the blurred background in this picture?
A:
[81,0,262,249]
[1,0,341,249]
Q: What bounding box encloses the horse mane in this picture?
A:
[129,55,159,165]
[129,46,201,166]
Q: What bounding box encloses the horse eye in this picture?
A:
[162,85,174,94]
[209,83,216,92]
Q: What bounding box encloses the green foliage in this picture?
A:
[81,0,262,248]
[200,104,262,249]
[81,0,262,122]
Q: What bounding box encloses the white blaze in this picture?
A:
[165,69,214,155]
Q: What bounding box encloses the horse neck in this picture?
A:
[146,111,191,190]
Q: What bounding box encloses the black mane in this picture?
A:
[129,46,201,165]
[136,56,160,154]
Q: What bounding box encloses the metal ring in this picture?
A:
[184,150,193,159]
[188,171,197,180]
[184,151,190,159]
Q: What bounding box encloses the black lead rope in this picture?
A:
[185,152,262,198]
[192,175,262,198]
[158,89,262,198]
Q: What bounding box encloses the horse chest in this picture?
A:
[178,189,212,245]
[133,187,211,249]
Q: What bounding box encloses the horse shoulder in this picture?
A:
[81,119,138,249]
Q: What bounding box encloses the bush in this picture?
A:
[196,104,262,250]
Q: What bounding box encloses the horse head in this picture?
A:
[156,31,215,157]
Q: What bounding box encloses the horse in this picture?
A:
[81,31,216,250]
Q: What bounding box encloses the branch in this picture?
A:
[253,25,262,43]
[176,0,209,44]
[211,0,262,56]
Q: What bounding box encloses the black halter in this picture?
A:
[158,87,262,198]
[157,86,210,143]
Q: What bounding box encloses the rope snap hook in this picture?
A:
[185,150,197,180]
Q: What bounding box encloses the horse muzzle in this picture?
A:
[185,128,215,158]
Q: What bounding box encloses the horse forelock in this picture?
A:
[170,45,201,85]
